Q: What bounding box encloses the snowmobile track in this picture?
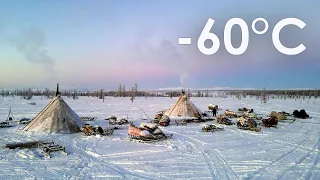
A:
[168,129,238,180]
[250,136,311,180]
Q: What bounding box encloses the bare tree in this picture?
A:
[261,88,267,103]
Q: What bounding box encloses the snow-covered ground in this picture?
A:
[0,96,319,180]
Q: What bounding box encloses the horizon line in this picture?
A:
[0,86,319,92]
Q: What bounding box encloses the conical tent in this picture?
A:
[165,92,203,118]
[23,94,83,134]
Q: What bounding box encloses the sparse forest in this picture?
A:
[1,85,319,104]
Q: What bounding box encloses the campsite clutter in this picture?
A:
[202,124,224,132]
[2,85,313,158]
[82,124,114,136]
[216,114,234,125]
[156,89,215,127]
[151,111,171,126]
[105,116,130,125]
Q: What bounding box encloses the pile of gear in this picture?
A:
[105,116,129,125]
[202,124,224,132]
[82,124,114,136]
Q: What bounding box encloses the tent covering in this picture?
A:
[23,94,83,134]
[165,93,203,118]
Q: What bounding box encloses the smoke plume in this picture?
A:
[14,28,55,73]
[131,29,190,87]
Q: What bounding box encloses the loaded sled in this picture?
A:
[154,110,166,120]
[82,124,114,136]
[269,111,295,123]
[158,115,170,126]
[225,109,240,118]
[293,109,310,119]
[262,117,278,128]
[237,117,261,132]
[202,124,224,132]
[128,123,173,142]
[216,115,234,125]
[238,107,254,113]
[106,116,129,125]
[151,114,170,126]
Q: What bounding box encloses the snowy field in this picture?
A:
[0,96,319,180]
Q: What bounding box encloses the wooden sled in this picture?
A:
[40,142,68,158]
[5,140,67,158]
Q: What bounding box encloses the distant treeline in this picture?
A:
[1,88,319,100]
[224,89,319,99]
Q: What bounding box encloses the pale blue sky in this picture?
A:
[0,0,319,89]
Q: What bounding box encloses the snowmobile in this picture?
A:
[216,114,234,125]
[202,124,224,132]
[237,117,261,132]
[128,123,173,142]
